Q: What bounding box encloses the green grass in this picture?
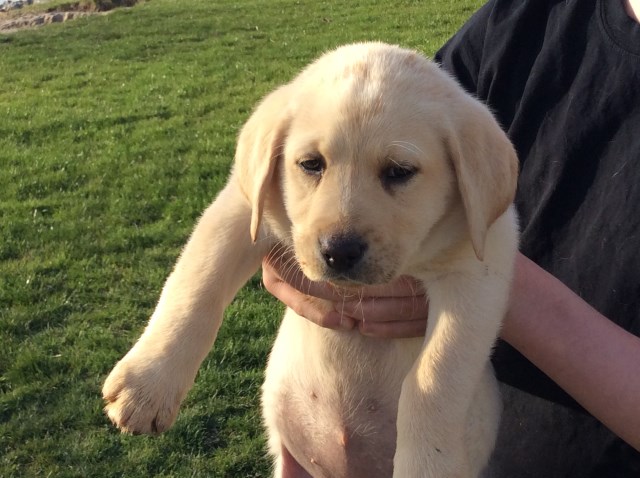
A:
[0,1,481,476]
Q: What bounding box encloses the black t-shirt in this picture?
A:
[435,0,640,472]
[436,0,640,405]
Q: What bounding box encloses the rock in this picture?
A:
[0,9,92,33]
[0,0,139,33]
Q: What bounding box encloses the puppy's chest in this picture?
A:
[267,318,424,477]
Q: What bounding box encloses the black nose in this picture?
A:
[319,234,368,272]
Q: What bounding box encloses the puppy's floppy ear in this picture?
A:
[446,99,518,261]
[234,85,292,242]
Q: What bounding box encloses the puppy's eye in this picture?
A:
[381,164,417,186]
[298,155,326,176]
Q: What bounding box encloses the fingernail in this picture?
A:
[335,315,356,331]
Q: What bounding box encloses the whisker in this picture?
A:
[390,140,424,157]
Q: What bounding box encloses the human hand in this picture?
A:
[262,250,428,338]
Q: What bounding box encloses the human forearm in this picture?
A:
[501,253,640,451]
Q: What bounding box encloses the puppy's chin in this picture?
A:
[326,276,377,289]
[298,261,397,288]
[325,272,392,288]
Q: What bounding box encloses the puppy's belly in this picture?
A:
[262,309,422,478]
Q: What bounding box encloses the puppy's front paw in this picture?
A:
[102,351,190,435]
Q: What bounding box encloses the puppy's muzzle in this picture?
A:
[319,233,368,274]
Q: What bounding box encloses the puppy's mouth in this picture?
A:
[325,273,377,288]
[298,258,397,288]
[323,264,399,286]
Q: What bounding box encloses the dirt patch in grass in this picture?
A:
[0,0,141,33]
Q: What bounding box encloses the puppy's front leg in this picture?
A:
[103,178,272,434]
[393,269,510,478]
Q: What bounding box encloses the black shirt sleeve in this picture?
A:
[434,1,493,96]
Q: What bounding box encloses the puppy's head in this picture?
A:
[236,43,517,285]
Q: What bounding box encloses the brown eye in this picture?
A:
[381,164,417,186]
[299,154,326,176]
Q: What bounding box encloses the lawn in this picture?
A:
[0,1,482,476]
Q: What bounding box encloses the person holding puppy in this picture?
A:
[262,0,640,475]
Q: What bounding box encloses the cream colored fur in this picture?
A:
[103,43,519,477]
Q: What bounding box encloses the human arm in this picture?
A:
[502,253,640,451]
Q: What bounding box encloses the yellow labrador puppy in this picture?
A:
[103,43,518,477]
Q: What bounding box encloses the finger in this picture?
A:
[295,297,357,331]
[358,318,428,339]
[338,295,429,323]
